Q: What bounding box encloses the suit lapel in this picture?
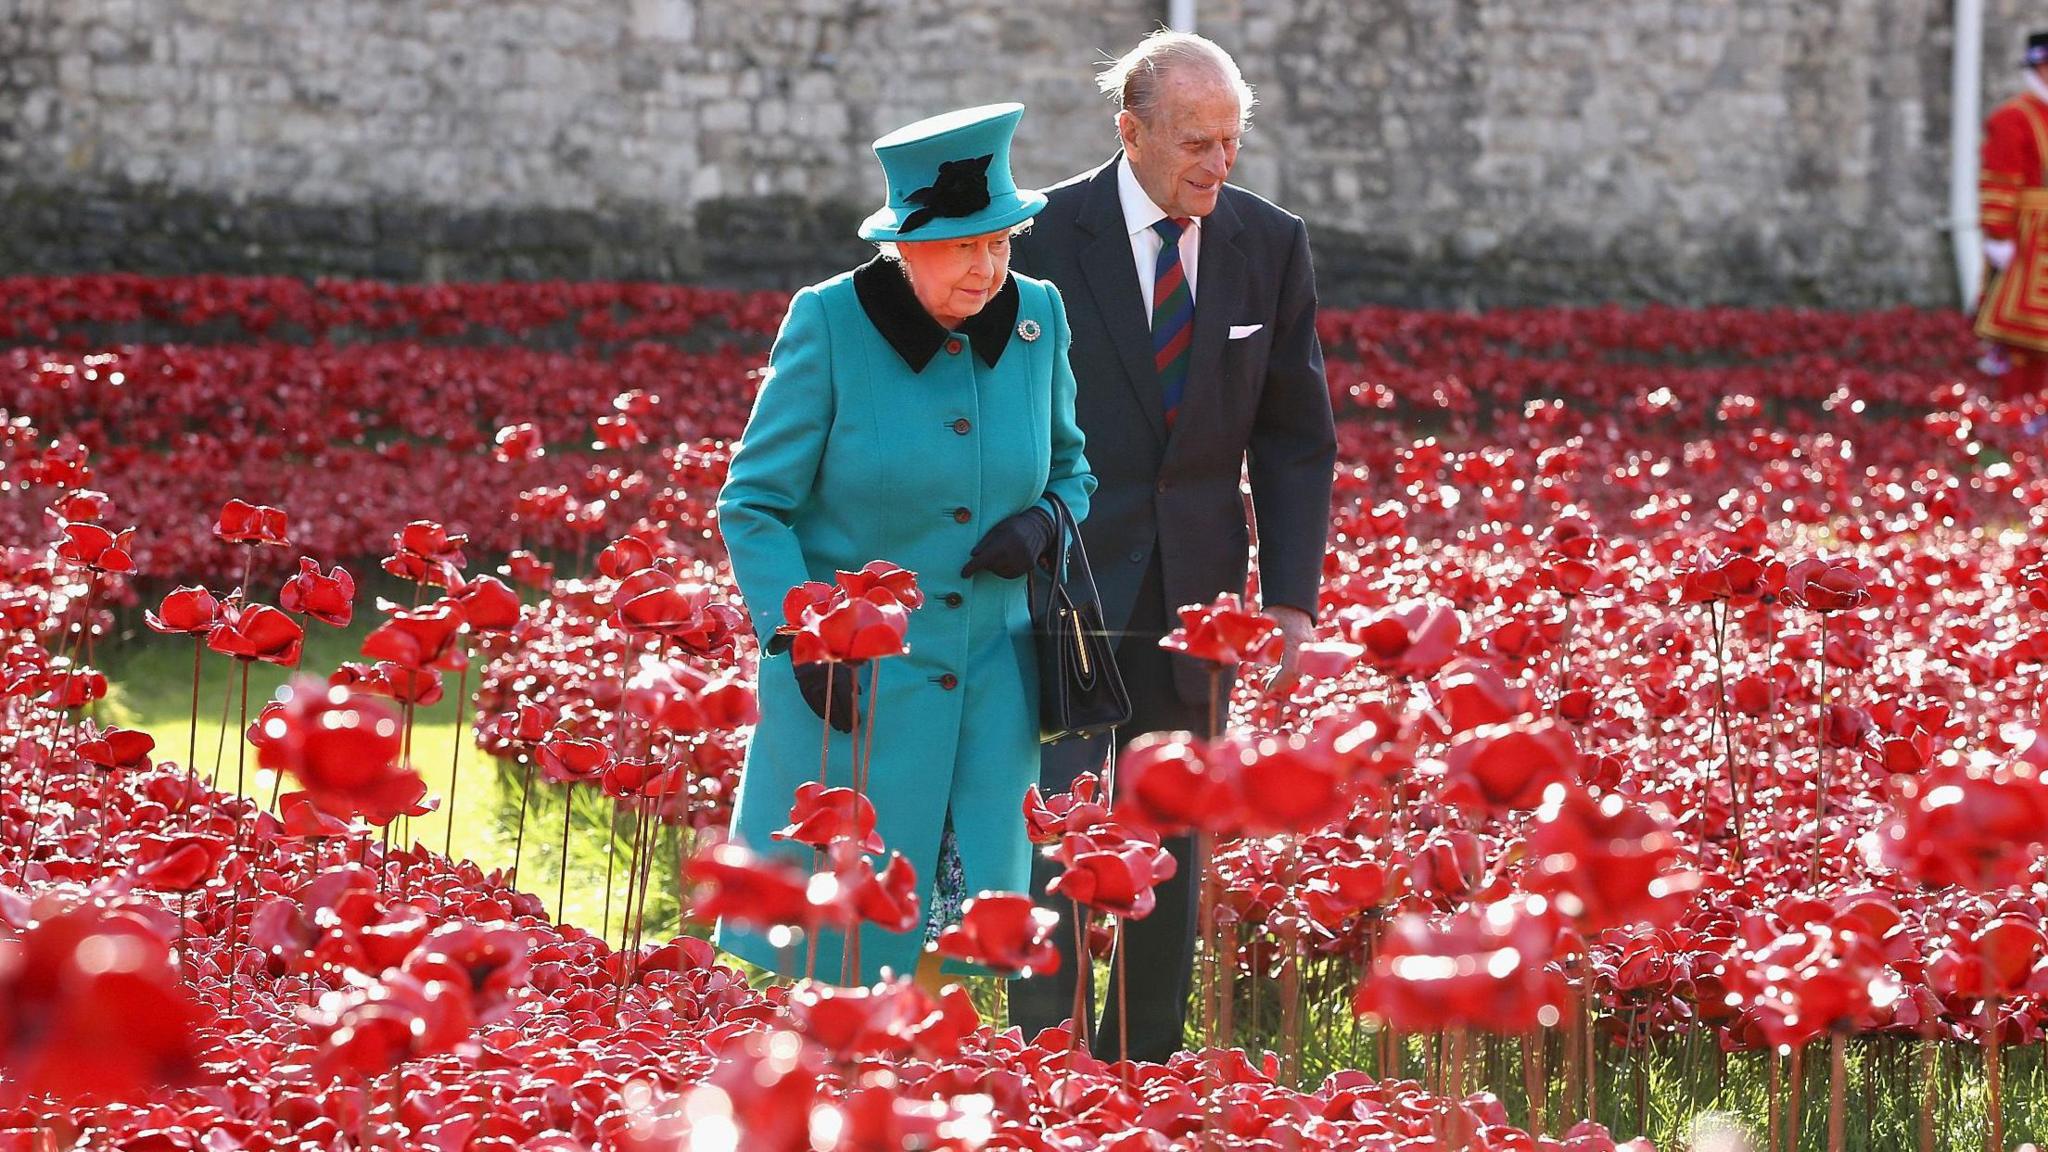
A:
[1073,158,1168,444]
[1168,191,1244,454]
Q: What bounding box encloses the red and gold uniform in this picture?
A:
[1977,78,2048,392]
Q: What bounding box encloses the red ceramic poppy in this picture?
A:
[1216,731,1354,835]
[212,498,289,547]
[1160,593,1283,667]
[37,664,107,710]
[1022,770,1109,845]
[493,422,545,463]
[612,566,744,655]
[781,580,841,628]
[1353,897,1564,1033]
[382,520,469,588]
[1927,914,2044,999]
[129,833,228,891]
[1438,718,1579,814]
[0,900,199,1104]
[400,922,531,1022]
[1525,786,1699,931]
[360,599,468,671]
[279,557,356,628]
[537,736,612,785]
[1350,600,1463,678]
[503,549,555,588]
[684,843,814,931]
[144,585,220,634]
[598,534,658,579]
[309,969,476,1082]
[1872,761,2048,890]
[76,724,154,773]
[1783,555,1873,614]
[790,594,910,666]
[934,893,1061,977]
[835,560,925,611]
[54,521,137,574]
[773,781,886,855]
[839,849,921,934]
[206,602,305,666]
[252,678,419,825]
[1047,838,1177,921]
[1720,922,1895,1048]
[278,790,353,839]
[451,573,521,633]
[1118,733,1235,837]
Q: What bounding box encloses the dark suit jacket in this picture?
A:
[1013,157,1338,702]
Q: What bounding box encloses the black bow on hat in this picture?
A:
[899,155,994,235]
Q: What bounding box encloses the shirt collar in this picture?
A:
[2027,69,2048,105]
[852,255,1019,373]
[1117,155,1201,240]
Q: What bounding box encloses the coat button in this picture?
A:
[943,592,963,607]
[938,673,958,690]
[952,507,972,524]
[945,338,963,356]
[1128,550,1144,563]
[952,418,971,434]
[1156,478,1171,494]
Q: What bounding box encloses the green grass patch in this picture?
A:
[96,608,683,942]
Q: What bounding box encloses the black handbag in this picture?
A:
[1030,493,1131,743]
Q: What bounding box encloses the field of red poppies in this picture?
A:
[6,273,2048,1151]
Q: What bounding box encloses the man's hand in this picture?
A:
[1264,604,1315,698]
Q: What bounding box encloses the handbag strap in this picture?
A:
[1040,493,1108,613]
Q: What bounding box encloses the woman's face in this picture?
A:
[896,230,1011,328]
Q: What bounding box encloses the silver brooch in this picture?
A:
[1017,319,1041,342]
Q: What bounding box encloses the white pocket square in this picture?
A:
[1228,324,1263,340]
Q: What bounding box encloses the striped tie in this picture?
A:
[1150,216,1194,427]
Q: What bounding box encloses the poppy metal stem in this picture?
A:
[1070,902,1092,1051]
[510,755,535,884]
[183,635,203,830]
[444,657,470,859]
[1984,991,2002,1152]
[1115,916,1129,1075]
[1827,1029,1847,1152]
[556,784,573,924]
[619,800,646,954]
[860,660,880,794]
[1809,614,1827,891]
[1767,1046,1781,1152]
[1711,602,1745,863]
[1784,1042,1804,1152]
[632,806,662,956]
[1917,1032,1938,1152]
[398,671,418,849]
[234,661,250,804]
[601,795,622,942]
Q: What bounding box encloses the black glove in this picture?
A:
[960,507,1056,580]
[792,659,860,733]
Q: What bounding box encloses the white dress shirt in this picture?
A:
[1118,156,1202,318]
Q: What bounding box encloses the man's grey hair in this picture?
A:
[1096,29,1256,126]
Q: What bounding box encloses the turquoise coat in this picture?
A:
[715,258,1095,983]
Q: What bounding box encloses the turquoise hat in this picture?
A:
[859,103,1047,243]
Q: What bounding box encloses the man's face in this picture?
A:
[1119,69,1243,219]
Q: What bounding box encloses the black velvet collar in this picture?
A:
[852,256,1018,373]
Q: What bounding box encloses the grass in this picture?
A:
[95,603,684,943]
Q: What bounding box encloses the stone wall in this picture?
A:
[0,0,2039,307]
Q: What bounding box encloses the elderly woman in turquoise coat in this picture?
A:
[716,103,1095,988]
